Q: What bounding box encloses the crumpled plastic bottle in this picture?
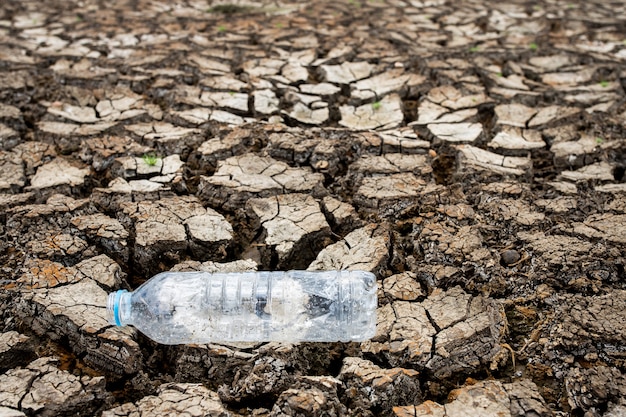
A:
[107,270,377,345]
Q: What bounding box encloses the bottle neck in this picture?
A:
[107,290,131,326]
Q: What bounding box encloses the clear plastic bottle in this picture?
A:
[107,270,377,345]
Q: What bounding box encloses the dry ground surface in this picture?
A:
[1,0,626,415]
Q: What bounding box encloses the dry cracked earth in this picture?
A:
[1,0,626,416]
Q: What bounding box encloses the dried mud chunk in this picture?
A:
[173,343,254,385]
[572,213,626,244]
[517,231,594,266]
[170,259,257,273]
[253,89,280,114]
[320,196,363,235]
[266,131,351,176]
[120,196,232,270]
[91,177,176,212]
[395,379,551,417]
[559,161,615,182]
[339,94,404,130]
[488,126,545,151]
[103,383,230,417]
[542,291,626,367]
[26,157,90,192]
[36,121,117,152]
[0,406,26,417]
[382,272,424,301]
[353,173,426,214]
[0,357,110,416]
[0,332,34,372]
[125,122,203,155]
[12,141,57,177]
[0,124,20,150]
[286,102,330,125]
[363,301,435,368]
[79,136,149,171]
[198,154,324,211]
[71,213,130,262]
[527,105,581,127]
[0,193,34,216]
[320,61,374,84]
[424,287,507,378]
[0,151,25,192]
[339,357,421,414]
[482,198,545,226]
[246,194,331,269]
[351,68,416,101]
[25,233,89,261]
[269,376,346,417]
[565,367,626,413]
[349,153,432,177]
[189,127,265,174]
[457,145,531,176]
[110,155,184,184]
[550,135,599,168]
[494,103,537,127]
[308,224,390,275]
[220,355,295,406]
[6,194,91,246]
[75,254,123,289]
[417,223,485,262]
[428,122,483,143]
[19,278,109,336]
[14,259,142,374]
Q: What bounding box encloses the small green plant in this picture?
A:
[228,91,236,96]
[217,25,227,33]
[529,42,538,51]
[275,22,284,29]
[469,46,480,53]
[596,137,604,144]
[371,101,382,111]
[599,80,609,88]
[142,153,159,167]
[496,72,503,77]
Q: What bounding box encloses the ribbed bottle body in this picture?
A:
[108,270,377,345]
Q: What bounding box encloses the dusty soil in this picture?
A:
[1,0,626,416]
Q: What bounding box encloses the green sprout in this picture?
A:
[496,72,503,77]
[599,80,609,88]
[529,42,538,51]
[371,101,382,110]
[142,153,159,167]
[596,137,604,144]
[275,22,284,29]
[469,46,480,53]
[228,91,236,96]
[217,25,227,32]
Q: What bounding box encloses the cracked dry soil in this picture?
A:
[1,0,626,416]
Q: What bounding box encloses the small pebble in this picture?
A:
[501,249,521,265]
